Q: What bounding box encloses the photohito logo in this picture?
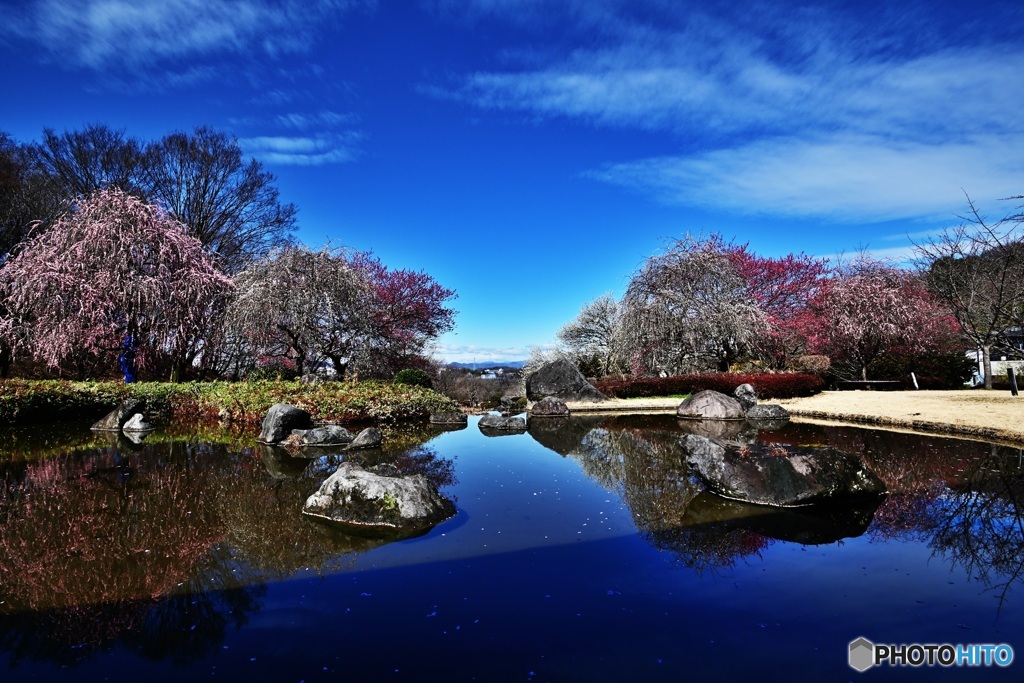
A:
[849,637,1014,672]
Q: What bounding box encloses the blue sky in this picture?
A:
[2,0,1023,364]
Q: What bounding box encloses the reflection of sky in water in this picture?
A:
[1,415,1022,681]
[348,422,640,571]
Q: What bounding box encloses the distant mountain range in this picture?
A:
[448,360,526,370]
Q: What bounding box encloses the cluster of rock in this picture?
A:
[676,384,790,423]
[469,359,595,436]
[675,386,886,509]
[477,396,574,436]
[258,403,381,450]
[91,399,156,437]
[479,414,527,432]
[254,402,455,537]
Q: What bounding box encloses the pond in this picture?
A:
[1,414,1022,681]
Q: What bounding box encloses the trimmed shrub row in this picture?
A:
[594,372,825,400]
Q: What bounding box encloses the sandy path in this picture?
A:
[775,390,1024,445]
[563,390,1024,445]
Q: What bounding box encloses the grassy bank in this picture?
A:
[0,379,459,426]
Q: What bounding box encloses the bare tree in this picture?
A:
[225,245,372,377]
[557,293,624,376]
[29,124,144,203]
[141,126,297,274]
[914,195,1024,388]
[0,133,59,260]
[619,235,765,375]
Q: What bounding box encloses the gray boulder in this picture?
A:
[525,359,606,402]
[122,413,155,432]
[681,434,886,507]
[479,415,527,433]
[530,396,570,417]
[346,427,383,450]
[258,403,313,444]
[302,462,457,533]
[288,425,354,447]
[746,404,791,421]
[430,412,468,425]
[91,399,145,431]
[733,383,758,412]
[677,390,746,420]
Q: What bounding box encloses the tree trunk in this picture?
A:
[329,354,347,379]
[982,344,993,390]
[861,364,869,381]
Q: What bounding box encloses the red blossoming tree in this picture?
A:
[0,188,233,380]
[726,246,828,368]
[357,253,457,377]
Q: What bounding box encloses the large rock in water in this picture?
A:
[530,396,570,417]
[681,434,886,507]
[430,412,468,425]
[302,462,456,534]
[286,425,354,447]
[91,399,145,431]
[677,390,745,420]
[259,403,313,444]
[346,427,383,450]
[478,414,527,434]
[525,359,606,402]
[746,403,791,421]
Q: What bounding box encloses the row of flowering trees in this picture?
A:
[556,233,971,385]
[0,188,456,382]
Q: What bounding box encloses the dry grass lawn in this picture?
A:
[564,389,1024,445]
[775,390,1024,445]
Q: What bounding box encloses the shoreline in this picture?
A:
[563,390,1024,446]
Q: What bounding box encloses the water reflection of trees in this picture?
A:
[534,415,1024,585]
[0,422,447,666]
[929,450,1024,612]
[566,419,774,573]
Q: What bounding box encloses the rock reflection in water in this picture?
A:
[682,491,878,545]
[528,414,1024,578]
[259,443,315,479]
[676,418,758,442]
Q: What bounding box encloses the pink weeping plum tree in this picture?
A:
[805,256,960,382]
[0,188,233,381]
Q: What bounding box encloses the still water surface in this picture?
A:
[1,414,1022,681]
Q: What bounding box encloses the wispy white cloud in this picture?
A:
[2,0,367,71]
[590,134,1024,222]
[274,111,361,131]
[438,2,1024,222]
[232,109,363,166]
[240,132,362,165]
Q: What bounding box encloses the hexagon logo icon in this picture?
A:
[849,637,875,672]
